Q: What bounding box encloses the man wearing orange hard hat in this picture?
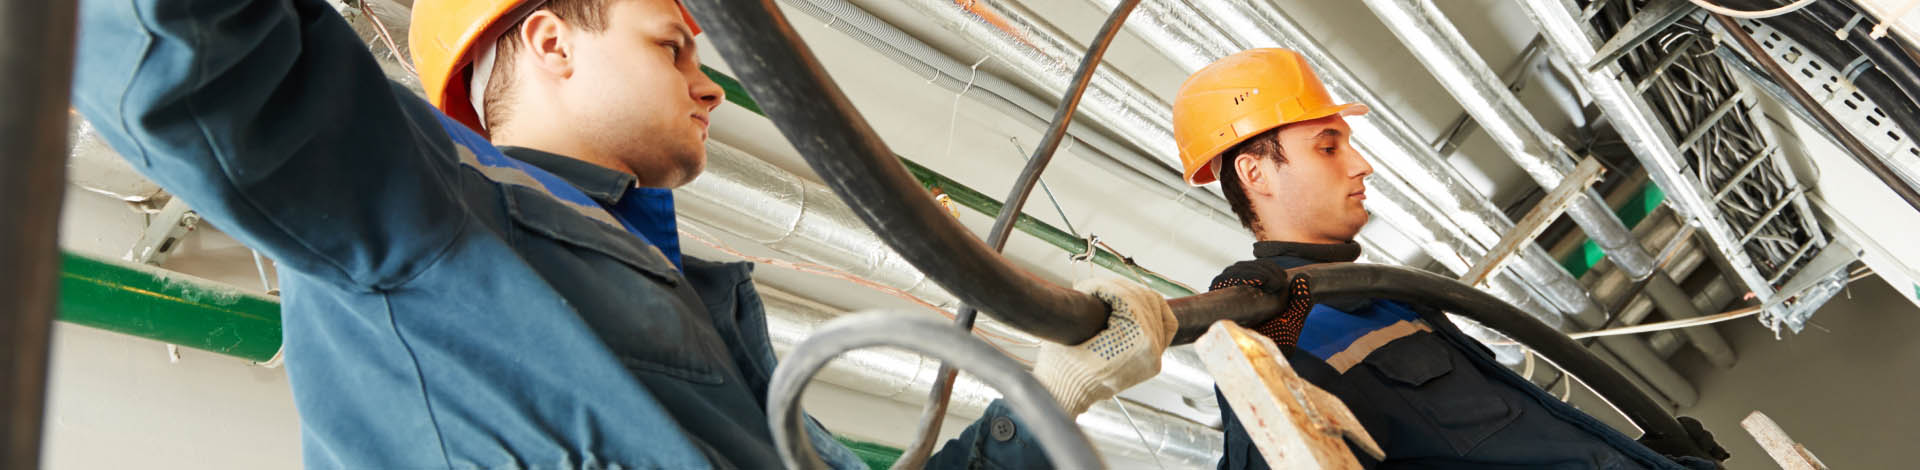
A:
[70,0,1175,467]
[1175,49,1727,469]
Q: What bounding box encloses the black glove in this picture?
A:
[1639,416,1731,465]
[1210,260,1312,348]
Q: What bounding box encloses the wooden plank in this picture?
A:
[1197,321,1382,469]
[1741,411,1828,470]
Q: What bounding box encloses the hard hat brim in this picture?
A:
[1188,102,1369,186]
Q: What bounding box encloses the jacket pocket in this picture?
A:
[1368,332,1521,456]
[501,185,728,384]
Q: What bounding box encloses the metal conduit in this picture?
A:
[1360,0,1661,282]
[761,290,1221,468]
[1088,0,1706,397]
[1515,0,1783,319]
[777,0,1238,224]
[682,0,1694,449]
[1,0,77,467]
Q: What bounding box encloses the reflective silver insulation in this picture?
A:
[895,0,1182,169]
[1359,0,1660,282]
[684,139,1220,403]
[1515,0,1781,315]
[761,289,1222,469]
[778,0,1237,224]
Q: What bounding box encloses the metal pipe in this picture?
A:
[1,0,77,466]
[761,291,1221,468]
[1515,0,1781,317]
[772,314,1101,469]
[1360,0,1660,281]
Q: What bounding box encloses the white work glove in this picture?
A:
[1032,277,1179,416]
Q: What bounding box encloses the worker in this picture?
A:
[1171,49,1730,469]
[67,0,1180,467]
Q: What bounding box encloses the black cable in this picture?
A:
[1711,13,1920,213]
[682,0,1693,457]
[1,0,77,468]
[898,1,1141,466]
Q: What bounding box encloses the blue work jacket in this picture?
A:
[1211,242,1710,470]
[69,0,1046,468]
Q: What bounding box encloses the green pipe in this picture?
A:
[703,66,1195,297]
[58,252,282,362]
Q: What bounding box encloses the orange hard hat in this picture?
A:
[410,0,703,136]
[1172,48,1367,186]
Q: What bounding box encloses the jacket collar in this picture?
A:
[1252,240,1362,263]
[501,146,637,205]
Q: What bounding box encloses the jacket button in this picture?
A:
[990,416,1017,442]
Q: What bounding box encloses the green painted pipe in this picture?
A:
[703,66,1195,296]
[58,252,282,362]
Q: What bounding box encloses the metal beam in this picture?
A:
[1462,157,1605,287]
[1587,0,1695,72]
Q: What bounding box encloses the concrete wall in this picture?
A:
[1673,276,1920,469]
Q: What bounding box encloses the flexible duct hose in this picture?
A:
[681,0,1705,460]
[769,313,1102,469]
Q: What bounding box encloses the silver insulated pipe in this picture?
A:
[895,0,1183,171]
[760,289,1222,469]
[681,140,1220,404]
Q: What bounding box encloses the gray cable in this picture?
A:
[767,313,1103,470]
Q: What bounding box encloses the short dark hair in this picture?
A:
[1217,128,1287,234]
[482,0,619,129]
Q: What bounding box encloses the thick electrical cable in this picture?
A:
[900,1,1141,466]
[1,0,77,467]
[1713,14,1920,213]
[767,313,1102,469]
[681,0,1696,457]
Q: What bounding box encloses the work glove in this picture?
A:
[1209,260,1314,348]
[1638,416,1731,467]
[1032,278,1178,416]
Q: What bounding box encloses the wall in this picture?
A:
[1672,276,1920,468]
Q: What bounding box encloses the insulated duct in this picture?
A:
[683,139,1218,402]
[761,290,1221,469]
[896,0,1180,171]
